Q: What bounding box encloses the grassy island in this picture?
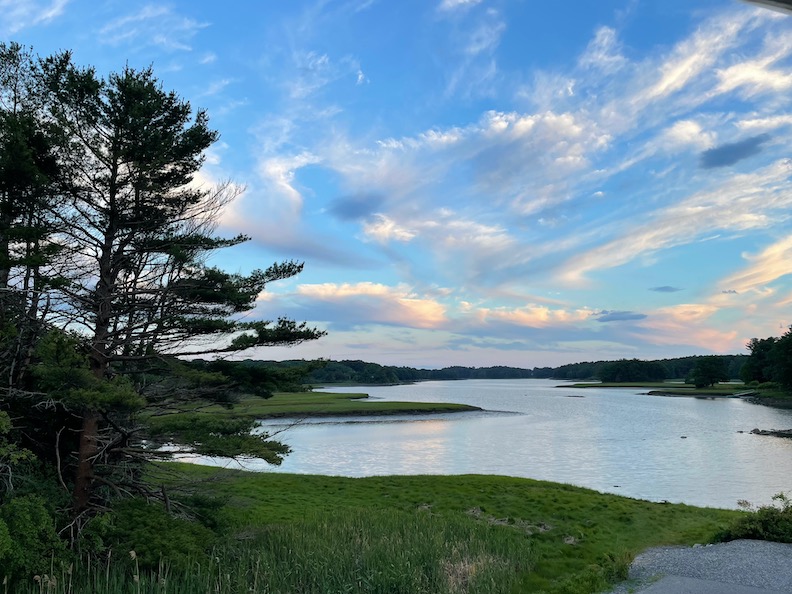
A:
[154,390,481,422]
[561,382,792,407]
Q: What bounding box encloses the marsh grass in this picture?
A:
[9,467,739,594]
[148,466,736,593]
[147,391,479,426]
[13,508,531,594]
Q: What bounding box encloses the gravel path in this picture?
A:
[605,539,792,593]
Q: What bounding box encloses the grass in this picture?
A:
[10,465,741,593]
[15,511,531,594]
[165,464,737,593]
[161,391,480,422]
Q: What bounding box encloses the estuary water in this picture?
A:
[201,379,792,509]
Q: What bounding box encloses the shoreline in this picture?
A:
[645,390,756,398]
[169,391,482,422]
[255,402,482,419]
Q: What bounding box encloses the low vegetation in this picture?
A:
[149,391,480,422]
[7,466,740,594]
[717,493,792,544]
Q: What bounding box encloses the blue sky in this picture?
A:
[7,0,792,368]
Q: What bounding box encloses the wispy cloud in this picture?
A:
[578,26,627,74]
[362,215,416,243]
[285,50,363,99]
[213,2,792,362]
[99,4,208,51]
[0,0,67,34]
[443,7,505,98]
[636,304,740,351]
[719,236,792,294]
[475,304,594,329]
[438,0,483,12]
[293,282,448,329]
[201,78,234,97]
[556,159,792,285]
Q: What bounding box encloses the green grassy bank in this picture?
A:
[177,466,737,592]
[161,391,481,421]
[16,465,740,594]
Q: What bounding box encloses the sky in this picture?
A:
[5,0,792,369]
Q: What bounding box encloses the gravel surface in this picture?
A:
[605,539,792,593]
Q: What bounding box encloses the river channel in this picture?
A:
[191,379,792,509]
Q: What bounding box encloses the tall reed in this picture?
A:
[10,507,532,594]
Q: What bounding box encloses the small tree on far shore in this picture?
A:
[690,356,728,388]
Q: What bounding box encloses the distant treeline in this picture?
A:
[232,355,748,386]
[532,354,747,382]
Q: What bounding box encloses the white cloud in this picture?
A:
[232,1,792,350]
[99,4,208,51]
[257,152,322,213]
[202,78,234,97]
[658,119,716,151]
[477,304,594,328]
[643,13,744,102]
[557,159,792,284]
[465,19,506,55]
[636,304,741,351]
[0,0,67,33]
[719,236,792,294]
[285,51,364,99]
[438,0,483,11]
[578,26,627,74]
[296,282,448,329]
[443,8,505,98]
[717,58,792,100]
[362,214,416,243]
[737,115,792,132]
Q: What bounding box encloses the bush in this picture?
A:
[717,493,792,543]
[105,498,214,570]
[758,381,781,390]
[0,495,66,583]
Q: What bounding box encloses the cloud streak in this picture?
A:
[0,0,67,33]
[99,4,207,51]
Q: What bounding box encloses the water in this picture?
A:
[186,379,792,509]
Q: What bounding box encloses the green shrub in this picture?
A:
[0,495,66,582]
[717,493,792,543]
[105,498,214,570]
[758,381,782,390]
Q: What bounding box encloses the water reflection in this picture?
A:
[181,380,792,509]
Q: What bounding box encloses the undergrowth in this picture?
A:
[10,508,532,594]
[717,492,792,543]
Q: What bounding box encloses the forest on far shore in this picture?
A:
[244,353,749,385]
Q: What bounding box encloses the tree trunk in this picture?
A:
[72,409,100,513]
[72,222,114,513]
